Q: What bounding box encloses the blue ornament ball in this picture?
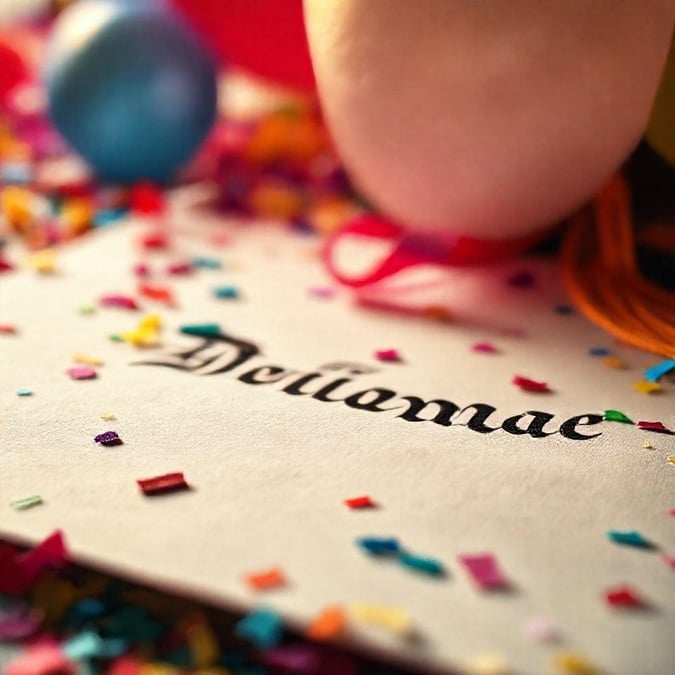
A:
[45,0,218,183]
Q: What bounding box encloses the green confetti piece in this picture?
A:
[79,305,96,315]
[603,409,634,424]
[398,552,446,577]
[180,323,221,337]
[10,495,42,510]
[109,334,124,342]
[606,530,653,549]
[16,387,33,397]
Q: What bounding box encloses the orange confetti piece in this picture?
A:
[306,605,346,640]
[602,356,627,369]
[633,380,662,394]
[244,567,287,592]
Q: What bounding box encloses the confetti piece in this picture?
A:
[374,349,401,362]
[633,380,661,394]
[100,294,139,311]
[25,248,57,274]
[67,366,97,380]
[183,614,219,668]
[669,508,675,516]
[662,553,675,569]
[133,263,150,277]
[356,536,401,556]
[0,257,15,273]
[179,323,221,337]
[130,182,165,215]
[0,609,42,640]
[554,304,573,315]
[603,409,633,424]
[588,347,610,357]
[602,356,627,369]
[668,456,675,465]
[100,412,116,421]
[644,358,675,383]
[643,441,653,449]
[10,495,42,510]
[458,553,509,590]
[512,375,550,393]
[73,354,103,366]
[344,495,375,509]
[472,342,498,354]
[234,607,283,650]
[16,388,33,396]
[139,229,169,251]
[553,652,599,675]
[397,552,445,577]
[94,431,123,447]
[507,270,535,288]
[167,261,193,275]
[213,285,239,300]
[423,304,453,322]
[605,584,646,609]
[637,420,673,434]
[262,645,320,672]
[137,473,189,496]
[308,285,335,299]
[464,652,509,675]
[0,323,17,334]
[122,313,163,347]
[348,603,412,636]
[606,530,653,549]
[192,256,222,270]
[306,605,346,640]
[524,616,557,642]
[63,631,106,660]
[78,305,96,315]
[138,283,174,305]
[5,642,74,675]
[243,568,287,592]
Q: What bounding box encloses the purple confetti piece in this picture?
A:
[94,431,123,447]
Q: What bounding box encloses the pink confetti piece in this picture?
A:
[605,584,646,609]
[209,231,232,247]
[6,641,74,675]
[66,366,97,381]
[458,553,509,590]
[0,324,17,334]
[167,261,193,275]
[100,294,139,310]
[133,263,150,278]
[512,375,551,393]
[662,553,675,570]
[637,420,673,434]
[0,609,42,640]
[472,342,498,354]
[375,348,401,362]
[524,616,557,642]
[262,646,320,673]
[308,285,335,299]
[669,508,675,517]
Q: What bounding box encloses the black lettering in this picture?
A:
[501,410,557,438]
[344,388,401,412]
[559,414,604,440]
[283,372,327,395]
[238,366,293,385]
[452,404,499,434]
[398,397,460,426]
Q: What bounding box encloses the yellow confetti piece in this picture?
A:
[553,651,599,675]
[602,356,627,369]
[348,603,412,636]
[633,380,662,394]
[100,412,116,421]
[121,313,163,347]
[24,249,57,274]
[667,456,675,465]
[184,615,219,669]
[1,185,34,229]
[643,441,653,449]
[464,652,509,675]
[61,198,93,236]
[73,354,103,366]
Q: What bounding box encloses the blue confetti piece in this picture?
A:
[94,208,128,227]
[235,607,284,650]
[180,323,221,337]
[606,530,653,549]
[16,388,33,396]
[589,347,610,357]
[214,285,239,300]
[644,359,675,383]
[63,631,105,660]
[398,552,446,576]
[193,256,223,270]
[356,536,401,556]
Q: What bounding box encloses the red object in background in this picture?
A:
[170,0,315,92]
[0,35,27,103]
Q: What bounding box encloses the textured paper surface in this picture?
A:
[1,189,674,674]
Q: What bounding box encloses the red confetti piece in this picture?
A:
[5,641,74,675]
[472,342,498,353]
[66,366,97,380]
[344,495,375,509]
[458,553,509,590]
[637,420,673,434]
[129,181,165,215]
[375,348,401,362]
[669,508,675,516]
[512,375,550,393]
[133,263,150,278]
[100,294,139,310]
[0,324,17,334]
[244,567,287,591]
[167,261,193,276]
[605,584,646,609]
[139,229,170,251]
[662,553,675,570]
[138,282,174,305]
[0,257,15,273]
[137,472,189,496]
